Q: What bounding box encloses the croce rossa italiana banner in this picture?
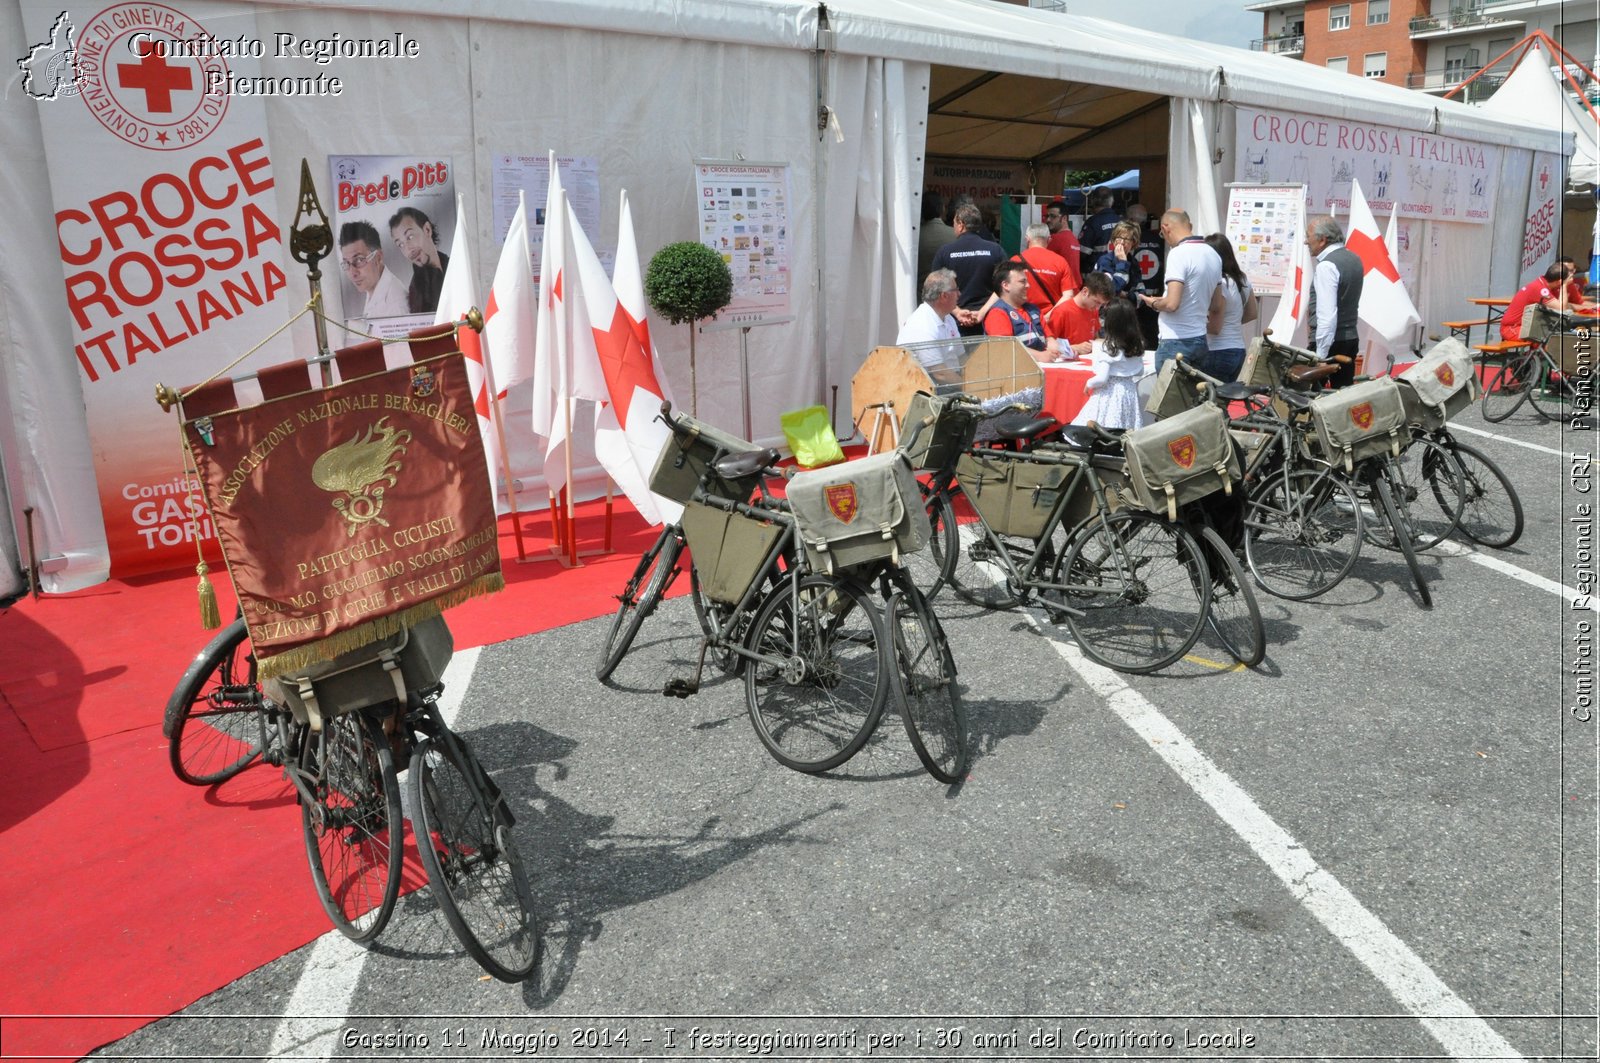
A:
[183,351,502,678]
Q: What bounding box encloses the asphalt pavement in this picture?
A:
[89,402,1597,1062]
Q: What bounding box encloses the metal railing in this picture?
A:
[1408,9,1517,35]
[1405,69,1506,99]
[1251,34,1306,55]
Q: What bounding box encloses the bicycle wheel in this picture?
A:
[411,734,539,982]
[1243,468,1364,600]
[1363,441,1462,553]
[945,501,1022,610]
[743,575,890,773]
[1446,441,1524,549]
[1480,351,1533,423]
[1371,476,1432,609]
[1197,525,1265,669]
[165,617,262,786]
[596,527,682,681]
[301,710,403,943]
[1059,512,1212,674]
[1527,359,1582,422]
[911,483,957,602]
[888,579,967,783]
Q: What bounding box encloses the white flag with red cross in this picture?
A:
[1346,179,1421,346]
[432,196,503,511]
[1267,197,1311,345]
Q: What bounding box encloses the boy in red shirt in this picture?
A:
[1044,272,1114,358]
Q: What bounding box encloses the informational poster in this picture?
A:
[1522,151,1563,276]
[693,160,792,327]
[328,154,456,340]
[490,153,601,274]
[1236,106,1501,225]
[1224,184,1306,295]
[20,0,294,576]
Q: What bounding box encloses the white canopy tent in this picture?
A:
[0,0,1571,593]
[1479,42,1599,189]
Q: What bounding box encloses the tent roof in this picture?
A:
[249,0,1570,156]
[1479,43,1599,186]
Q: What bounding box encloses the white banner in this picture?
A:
[1235,106,1502,225]
[20,0,293,576]
[1521,151,1563,276]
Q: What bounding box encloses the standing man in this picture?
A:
[983,261,1055,361]
[1044,200,1084,291]
[1138,209,1223,374]
[1305,215,1364,388]
[930,203,1005,336]
[338,220,410,324]
[1079,188,1121,274]
[388,206,451,315]
[1012,223,1071,317]
[917,193,956,284]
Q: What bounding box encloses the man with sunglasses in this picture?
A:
[338,220,410,323]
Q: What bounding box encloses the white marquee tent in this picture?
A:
[0,0,1572,594]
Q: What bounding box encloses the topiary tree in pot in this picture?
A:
[644,241,732,416]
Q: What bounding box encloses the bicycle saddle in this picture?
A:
[713,448,780,479]
[1215,381,1268,402]
[1286,363,1339,387]
[1058,424,1125,455]
[1278,388,1315,410]
[992,413,1059,441]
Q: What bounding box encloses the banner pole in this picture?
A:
[488,393,527,562]
[562,398,579,566]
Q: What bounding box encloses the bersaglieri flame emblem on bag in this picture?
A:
[1167,435,1196,469]
[1350,402,1374,430]
[312,416,413,536]
[825,482,859,523]
[1435,363,1455,388]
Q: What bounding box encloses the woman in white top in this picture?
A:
[1202,233,1258,382]
[1073,301,1149,430]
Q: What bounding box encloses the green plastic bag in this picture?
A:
[780,405,845,468]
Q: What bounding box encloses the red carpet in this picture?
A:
[0,498,669,1063]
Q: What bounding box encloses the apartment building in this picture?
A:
[1248,0,1599,101]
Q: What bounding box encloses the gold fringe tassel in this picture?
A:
[196,562,221,630]
[254,573,505,680]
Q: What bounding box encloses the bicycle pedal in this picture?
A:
[662,678,699,699]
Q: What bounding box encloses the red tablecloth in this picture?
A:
[1041,361,1096,426]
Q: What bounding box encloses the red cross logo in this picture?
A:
[1345,229,1400,284]
[117,39,193,114]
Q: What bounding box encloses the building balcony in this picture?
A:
[1244,0,1305,12]
[1251,33,1306,56]
[1408,10,1523,39]
[1406,69,1506,99]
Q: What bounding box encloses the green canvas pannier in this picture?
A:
[1121,404,1239,521]
[954,451,1080,540]
[1396,338,1480,431]
[1307,376,1408,474]
[901,391,978,471]
[265,615,453,732]
[648,413,764,504]
[787,451,929,574]
[680,500,785,605]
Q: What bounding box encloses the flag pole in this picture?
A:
[488,393,528,562]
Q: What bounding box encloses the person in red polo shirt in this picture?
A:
[1043,200,1084,291]
[1044,272,1114,359]
[1501,264,1567,341]
[1559,257,1591,308]
[1012,223,1071,317]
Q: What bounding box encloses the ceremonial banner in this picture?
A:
[1235,106,1502,225]
[183,350,502,677]
[20,0,295,576]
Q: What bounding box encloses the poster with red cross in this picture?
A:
[19,0,293,577]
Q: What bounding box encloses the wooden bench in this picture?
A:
[1442,318,1493,343]
[1473,339,1538,360]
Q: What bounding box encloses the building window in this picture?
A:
[1327,56,1349,73]
[1364,52,1387,79]
[1367,0,1389,26]
[1330,4,1351,31]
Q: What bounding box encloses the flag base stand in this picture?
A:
[514,486,614,566]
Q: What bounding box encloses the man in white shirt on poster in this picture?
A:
[338,221,410,326]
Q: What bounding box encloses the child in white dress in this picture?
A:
[1072,300,1149,429]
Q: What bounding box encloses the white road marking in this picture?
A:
[1448,422,1582,459]
[1029,619,1526,1061]
[1433,539,1597,612]
[267,646,480,1062]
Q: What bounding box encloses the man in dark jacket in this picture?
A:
[930,203,1005,336]
[1306,215,1364,389]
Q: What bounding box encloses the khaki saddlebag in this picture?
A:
[648,414,764,504]
[787,451,929,574]
[266,615,453,732]
[1308,377,1409,474]
[1121,404,1240,521]
[1396,338,1480,431]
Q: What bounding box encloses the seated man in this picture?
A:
[1044,271,1114,359]
[896,269,964,386]
[1501,263,1568,341]
[983,260,1057,362]
[1559,257,1592,308]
